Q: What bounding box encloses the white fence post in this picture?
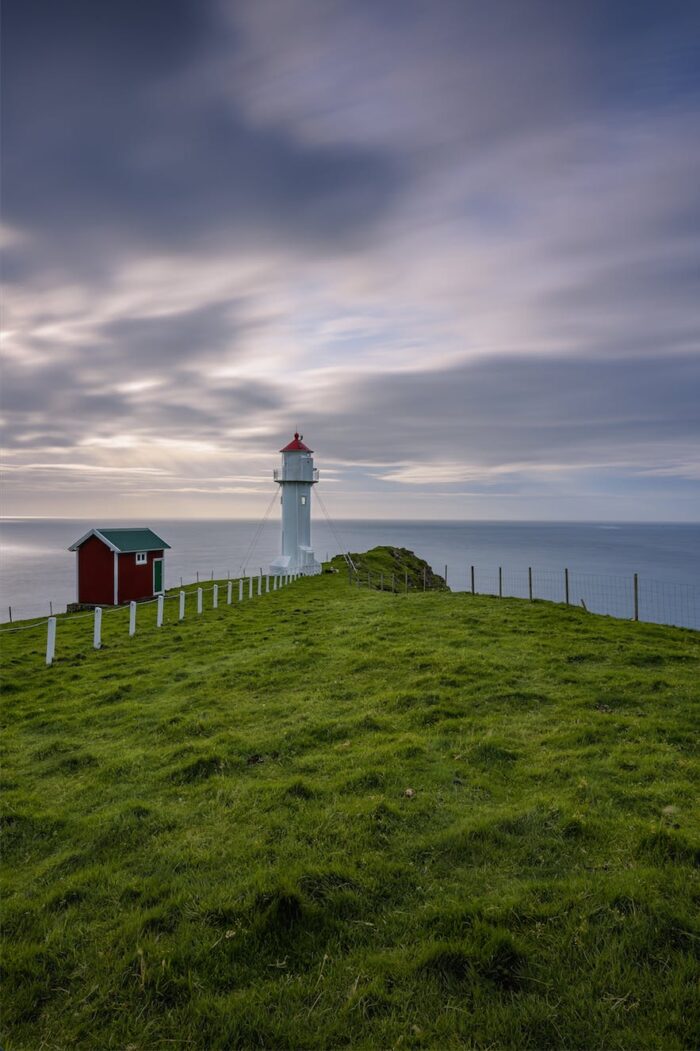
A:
[197,588,203,614]
[213,584,219,609]
[238,578,243,602]
[93,607,102,649]
[227,581,232,604]
[179,591,185,620]
[266,575,270,593]
[257,575,262,596]
[129,601,136,636]
[248,576,253,599]
[273,575,278,591]
[157,594,164,627]
[46,617,56,666]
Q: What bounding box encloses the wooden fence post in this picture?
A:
[565,567,570,605]
[471,566,475,594]
[227,581,233,605]
[197,588,203,614]
[633,573,639,621]
[179,591,185,620]
[129,601,137,636]
[212,584,218,609]
[499,566,502,598]
[93,607,102,649]
[157,594,164,627]
[528,567,533,601]
[46,617,56,666]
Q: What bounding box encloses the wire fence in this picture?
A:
[350,563,699,631]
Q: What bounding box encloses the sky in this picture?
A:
[2,0,699,521]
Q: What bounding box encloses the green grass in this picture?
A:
[1,549,699,1050]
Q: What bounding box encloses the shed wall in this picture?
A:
[77,535,114,605]
[118,549,164,603]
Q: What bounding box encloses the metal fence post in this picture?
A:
[157,594,164,627]
[392,572,396,593]
[129,600,137,635]
[528,567,533,601]
[471,566,475,594]
[93,607,102,649]
[179,591,186,620]
[499,566,502,598]
[46,617,56,666]
[368,570,372,589]
[634,573,639,621]
[212,584,218,609]
[423,567,426,591]
[565,567,570,605]
[405,570,408,593]
[197,588,203,614]
[444,564,448,586]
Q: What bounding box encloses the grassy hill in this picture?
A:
[1,550,699,1050]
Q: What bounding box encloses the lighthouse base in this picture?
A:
[269,547,322,577]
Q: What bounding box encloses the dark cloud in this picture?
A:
[2,0,400,272]
[98,302,240,369]
[303,354,700,467]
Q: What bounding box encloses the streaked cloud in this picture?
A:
[1,0,698,520]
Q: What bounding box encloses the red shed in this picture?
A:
[68,528,171,606]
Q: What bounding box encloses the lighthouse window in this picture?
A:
[301,495,307,505]
[135,552,147,565]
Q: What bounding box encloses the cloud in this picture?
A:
[1,0,699,520]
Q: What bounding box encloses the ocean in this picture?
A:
[1,518,698,629]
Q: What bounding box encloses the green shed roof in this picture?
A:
[69,528,170,553]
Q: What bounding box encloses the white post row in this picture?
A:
[179,591,185,620]
[238,579,243,602]
[227,581,232,605]
[197,588,203,614]
[129,601,137,636]
[157,594,164,627]
[46,617,56,666]
[93,607,102,649]
[248,576,253,599]
[213,584,218,609]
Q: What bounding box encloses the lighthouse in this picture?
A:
[269,433,321,577]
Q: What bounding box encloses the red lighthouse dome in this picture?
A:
[280,432,313,453]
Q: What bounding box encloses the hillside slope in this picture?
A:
[1,567,699,1050]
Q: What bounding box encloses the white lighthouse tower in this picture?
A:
[269,433,321,577]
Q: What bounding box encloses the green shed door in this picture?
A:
[153,558,163,594]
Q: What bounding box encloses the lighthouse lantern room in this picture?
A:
[270,433,321,576]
